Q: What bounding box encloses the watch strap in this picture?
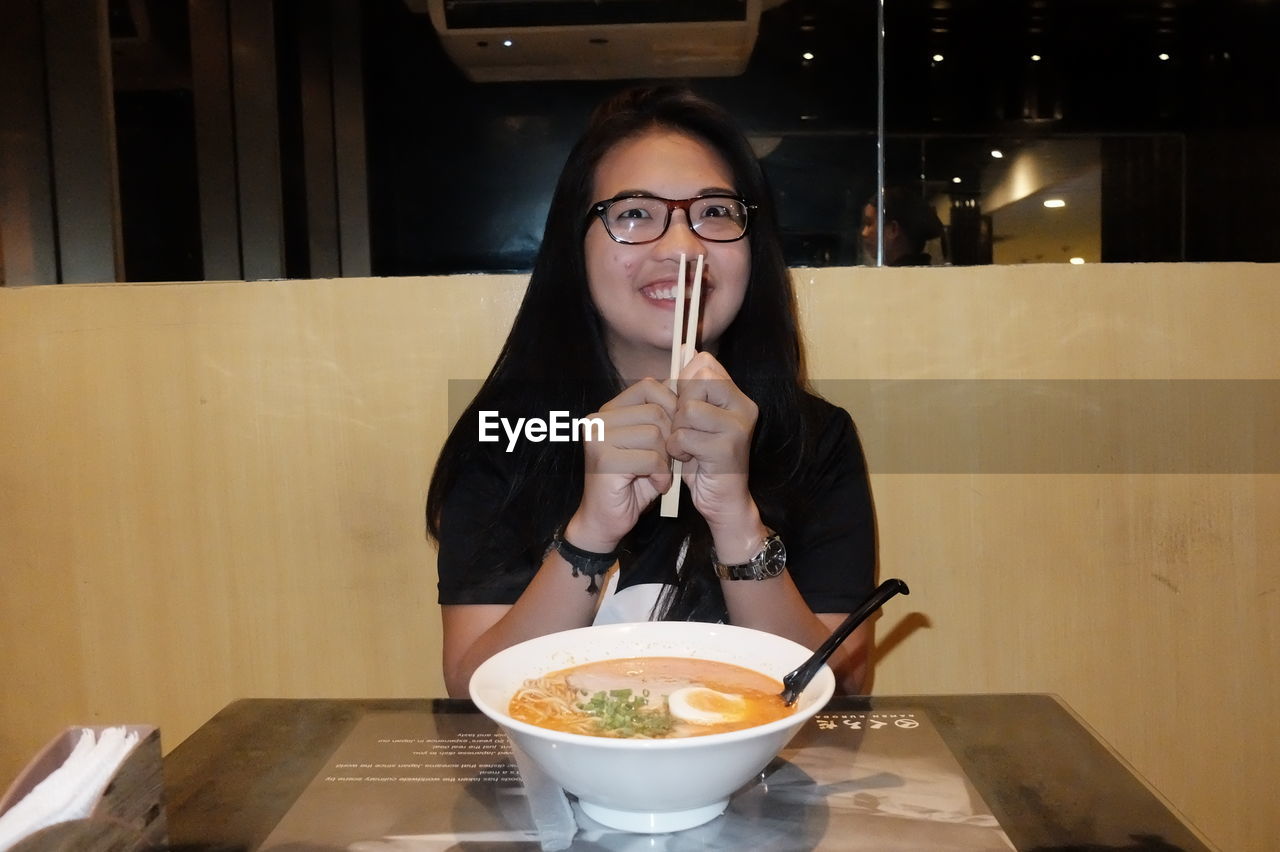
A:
[548,526,618,594]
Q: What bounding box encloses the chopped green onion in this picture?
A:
[576,688,674,738]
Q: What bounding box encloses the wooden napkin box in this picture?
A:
[0,725,167,851]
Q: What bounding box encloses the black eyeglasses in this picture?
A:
[588,194,755,245]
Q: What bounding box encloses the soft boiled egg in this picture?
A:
[666,686,749,726]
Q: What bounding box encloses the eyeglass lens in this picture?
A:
[602,197,748,244]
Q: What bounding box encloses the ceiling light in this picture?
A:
[1030,54,1042,62]
[502,39,514,47]
[991,149,1004,159]
[802,52,815,61]
[1069,257,1086,265]
[1043,198,1066,208]
[952,176,962,184]
[932,54,945,62]
[1158,53,1170,61]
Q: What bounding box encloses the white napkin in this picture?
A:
[0,726,139,851]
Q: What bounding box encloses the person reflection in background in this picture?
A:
[861,187,945,266]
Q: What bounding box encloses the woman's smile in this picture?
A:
[638,279,714,308]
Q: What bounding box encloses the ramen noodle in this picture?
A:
[508,656,795,738]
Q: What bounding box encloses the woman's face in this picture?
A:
[584,129,751,379]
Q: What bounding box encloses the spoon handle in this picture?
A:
[780,578,910,705]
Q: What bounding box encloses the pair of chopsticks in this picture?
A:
[659,252,704,518]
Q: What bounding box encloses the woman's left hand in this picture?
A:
[666,351,759,530]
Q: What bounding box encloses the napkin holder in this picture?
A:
[0,725,167,851]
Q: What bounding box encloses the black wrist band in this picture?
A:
[548,526,619,594]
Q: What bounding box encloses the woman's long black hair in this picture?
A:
[427,85,822,621]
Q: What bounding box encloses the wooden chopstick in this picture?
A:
[660,253,704,518]
[667,252,687,392]
[684,254,704,366]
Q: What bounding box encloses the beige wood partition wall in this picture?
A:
[1,264,1276,850]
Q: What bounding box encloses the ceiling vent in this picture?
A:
[409,0,769,82]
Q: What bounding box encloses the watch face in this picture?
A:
[759,534,787,577]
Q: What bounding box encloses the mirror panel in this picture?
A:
[4,0,1277,284]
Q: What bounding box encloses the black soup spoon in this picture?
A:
[779,578,911,706]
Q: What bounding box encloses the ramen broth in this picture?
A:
[508,656,795,738]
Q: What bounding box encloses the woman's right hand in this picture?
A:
[564,377,678,552]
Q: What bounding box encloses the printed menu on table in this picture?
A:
[261,707,1013,850]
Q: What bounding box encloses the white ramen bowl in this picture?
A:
[468,621,836,834]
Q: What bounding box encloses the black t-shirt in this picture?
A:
[436,394,876,616]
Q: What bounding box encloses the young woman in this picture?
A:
[427,86,877,697]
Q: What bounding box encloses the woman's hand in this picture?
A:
[666,352,760,537]
[565,377,678,552]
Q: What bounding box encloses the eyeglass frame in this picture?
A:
[587,193,758,245]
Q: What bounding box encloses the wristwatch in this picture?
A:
[713,532,787,581]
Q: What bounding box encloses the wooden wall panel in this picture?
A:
[0,275,523,779]
[1,264,1276,850]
